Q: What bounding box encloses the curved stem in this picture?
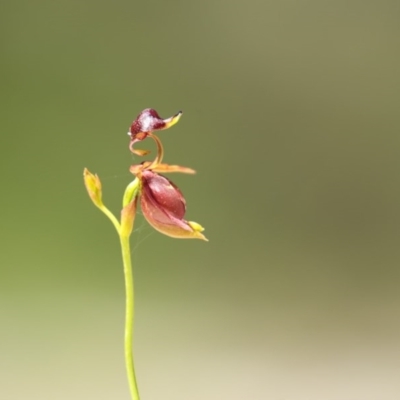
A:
[120,234,140,400]
[147,133,164,170]
[99,205,121,234]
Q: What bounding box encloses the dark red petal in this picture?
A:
[141,170,186,219]
[139,170,207,240]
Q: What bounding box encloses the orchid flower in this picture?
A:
[83,108,207,400]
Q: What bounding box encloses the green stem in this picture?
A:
[99,205,121,234]
[120,234,140,400]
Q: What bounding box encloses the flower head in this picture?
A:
[128,108,182,157]
[128,109,207,241]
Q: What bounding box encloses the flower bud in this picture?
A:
[140,170,207,240]
[83,168,103,208]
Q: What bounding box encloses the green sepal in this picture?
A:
[123,178,140,208]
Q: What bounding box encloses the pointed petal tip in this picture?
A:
[163,110,183,129]
[198,233,209,242]
[188,221,208,241]
[133,148,151,156]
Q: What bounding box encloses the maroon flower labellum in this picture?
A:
[129,109,166,137]
[128,109,182,156]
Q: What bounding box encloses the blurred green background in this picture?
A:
[1,1,400,399]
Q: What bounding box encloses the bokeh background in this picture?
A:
[1,1,400,399]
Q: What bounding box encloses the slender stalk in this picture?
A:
[99,205,121,234]
[120,234,140,400]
